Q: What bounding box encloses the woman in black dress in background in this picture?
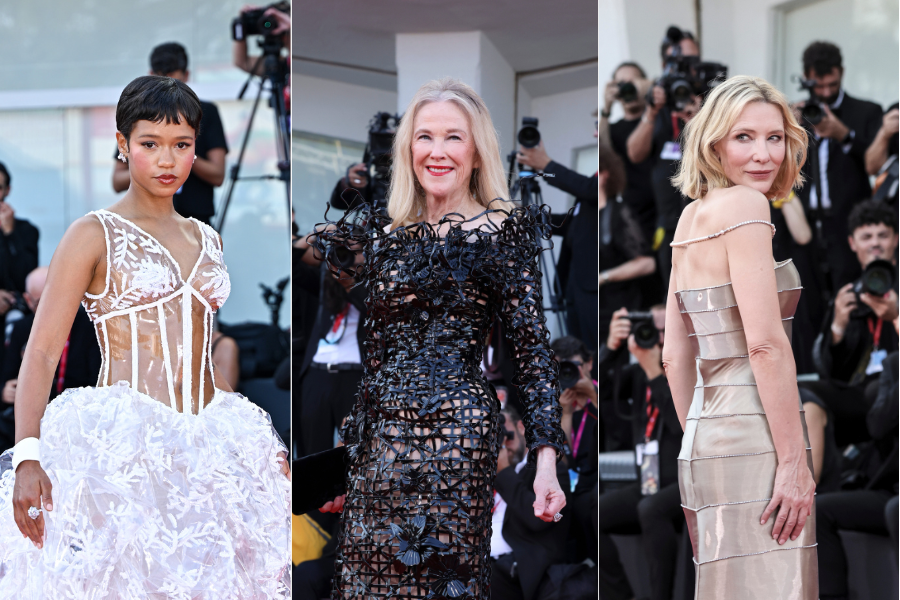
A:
[314,78,566,599]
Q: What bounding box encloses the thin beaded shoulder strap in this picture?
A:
[670,220,776,248]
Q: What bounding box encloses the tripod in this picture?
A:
[215,37,291,233]
[506,152,567,334]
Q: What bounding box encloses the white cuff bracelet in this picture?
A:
[11,437,40,472]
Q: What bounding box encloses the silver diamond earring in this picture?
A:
[193,155,197,164]
[117,152,127,163]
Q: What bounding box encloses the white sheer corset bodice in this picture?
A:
[81,210,231,414]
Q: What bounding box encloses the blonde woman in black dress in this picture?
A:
[316,78,567,599]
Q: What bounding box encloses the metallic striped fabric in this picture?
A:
[676,259,819,599]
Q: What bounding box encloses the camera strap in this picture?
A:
[868,317,883,350]
[571,410,589,458]
[671,114,682,140]
[644,385,659,443]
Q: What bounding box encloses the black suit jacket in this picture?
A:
[0,217,38,294]
[493,460,571,600]
[797,92,884,287]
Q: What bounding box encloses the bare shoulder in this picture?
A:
[64,214,107,247]
[706,186,770,228]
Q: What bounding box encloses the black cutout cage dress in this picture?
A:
[313,201,565,600]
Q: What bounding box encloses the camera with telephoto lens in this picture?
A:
[517,117,541,149]
[558,360,583,391]
[649,27,727,112]
[796,77,825,126]
[621,311,660,349]
[362,111,401,206]
[851,259,895,318]
[616,82,639,103]
[231,3,287,42]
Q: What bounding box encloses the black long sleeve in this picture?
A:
[0,219,38,293]
[542,161,598,200]
[867,351,899,441]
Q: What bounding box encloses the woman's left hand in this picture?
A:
[532,447,566,523]
[277,451,291,481]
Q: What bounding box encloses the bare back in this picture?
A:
[670,187,775,293]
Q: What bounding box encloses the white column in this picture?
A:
[395,31,516,160]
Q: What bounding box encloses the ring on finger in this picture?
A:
[553,512,563,522]
[27,506,42,520]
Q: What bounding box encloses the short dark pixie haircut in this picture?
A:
[803,41,843,77]
[150,42,189,76]
[116,76,202,142]
[848,200,897,235]
[0,162,9,188]
[550,335,592,362]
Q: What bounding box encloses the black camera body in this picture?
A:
[616,81,639,104]
[558,360,583,391]
[797,78,825,126]
[232,4,284,42]
[362,112,401,206]
[650,27,727,112]
[851,259,896,318]
[622,311,660,349]
[517,117,541,149]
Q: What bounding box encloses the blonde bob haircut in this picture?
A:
[673,75,807,201]
[388,77,514,229]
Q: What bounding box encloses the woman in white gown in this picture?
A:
[0,76,291,599]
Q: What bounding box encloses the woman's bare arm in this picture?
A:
[14,217,106,442]
[724,189,814,544]
[779,197,812,246]
[662,261,696,429]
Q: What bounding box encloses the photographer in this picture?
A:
[595,305,685,600]
[550,336,599,563]
[601,62,657,244]
[516,114,603,353]
[793,41,884,291]
[626,27,704,287]
[491,406,571,600]
[815,349,898,600]
[292,230,367,456]
[804,200,898,446]
[0,162,39,300]
[112,43,229,224]
[232,3,291,75]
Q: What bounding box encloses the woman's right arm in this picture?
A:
[661,262,696,429]
[12,216,105,547]
[724,190,815,546]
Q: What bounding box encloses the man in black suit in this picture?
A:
[292,236,367,456]
[490,406,571,600]
[793,41,884,292]
[0,162,39,298]
[112,43,229,224]
[516,116,599,354]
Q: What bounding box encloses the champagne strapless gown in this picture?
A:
[675,258,819,599]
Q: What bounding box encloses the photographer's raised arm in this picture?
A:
[626,86,664,164]
[865,108,899,176]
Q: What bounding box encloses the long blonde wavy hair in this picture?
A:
[672,75,807,200]
[387,78,514,229]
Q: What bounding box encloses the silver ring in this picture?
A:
[553,512,563,522]
[27,506,41,520]
[354,179,361,184]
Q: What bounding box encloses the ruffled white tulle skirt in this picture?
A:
[0,381,291,599]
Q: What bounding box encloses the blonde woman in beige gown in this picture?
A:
[662,75,818,599]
